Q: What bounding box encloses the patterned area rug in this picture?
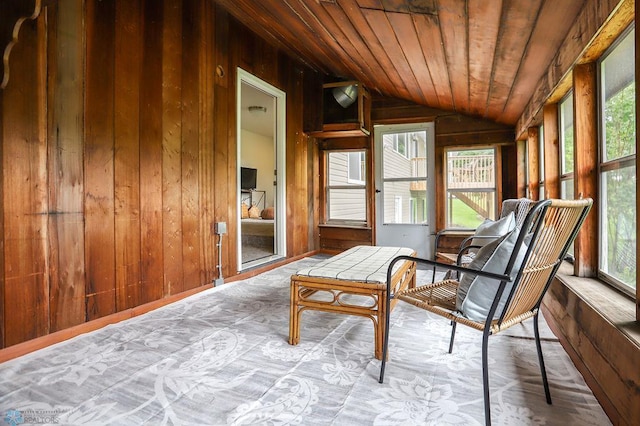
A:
[0,257,609,425]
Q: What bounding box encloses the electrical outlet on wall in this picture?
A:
[215,222,227,235]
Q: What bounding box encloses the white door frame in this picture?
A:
[374,122,435,259]
[237,68,287,271]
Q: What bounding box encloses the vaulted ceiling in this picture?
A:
[215,0,586,126]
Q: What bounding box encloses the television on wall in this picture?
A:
[240,167,257,190]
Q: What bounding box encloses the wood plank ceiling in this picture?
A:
[214,0,586,125]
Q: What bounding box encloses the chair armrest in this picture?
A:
[385,254,512,296]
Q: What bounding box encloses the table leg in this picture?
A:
[288,280,300,345]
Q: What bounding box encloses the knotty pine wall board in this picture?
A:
[0,0,319,348]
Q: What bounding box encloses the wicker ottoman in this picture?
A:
[288,245,416,360]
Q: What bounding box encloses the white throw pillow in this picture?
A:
[455,226,528,322]
[470,212,516,248]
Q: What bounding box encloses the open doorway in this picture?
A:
[237,69,286,271]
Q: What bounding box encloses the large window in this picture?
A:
[598,26,636,294]
[559,93,575,200]
[445,148,497,228]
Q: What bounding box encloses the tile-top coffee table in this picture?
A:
[288,245,416,360]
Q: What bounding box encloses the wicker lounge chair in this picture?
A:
[379,198,593,426]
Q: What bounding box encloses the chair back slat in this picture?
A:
[499,199,592,325]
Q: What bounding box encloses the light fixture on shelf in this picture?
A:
[332,84,358,108]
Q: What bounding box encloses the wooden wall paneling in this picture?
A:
[319,137,369,151]
[500,144,518,200]
[280,0,367,84]
[434,144,445,231]
[318,148,328,225]
[467,0,501,117]
[2,17,49,345]
[308,136,320,251]
[544,278,640,424]
[283,56,304,257]
[84,0,116,320]
[287,56,309,257]
[371,96,448,123]
[319,226,372,253]
[302,68,323,134]
[199,0,215,285]
[235,20,254,72]
[181,0,202,289]
[543,103,560,199]
[495,145,504,208]
[114,0,142,311]
[161,0,184,296]
[527,127,540,200]
[218,0,334,76]
[287,0,371,88]
[413,13,453,110]
[384,12,438,106]
[361,9,424,105]
[516,140,527,198]
[321,0,394,93]
[46,0,86,331]
[253,36,278,92]
[436,110,515,135]
[355,0,383,8]
[369,130,376,244]
[0,86,4,347]
[139,0,165,302]
[436,129,515,147]
[213,5,232,277]
[486,0,543,122]
[572,63,598,277]
[335,0,410,100]
[503,0,580,125]
[437,0,469,112]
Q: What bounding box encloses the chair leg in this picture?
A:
[482,328,491,426]
[379,294,392,383]
[448,321,457,353]
[534,312,552,404]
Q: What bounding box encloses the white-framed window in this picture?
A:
[598,25,636,294]
[445,148,497,228]
[326,150,367,224]
[559,92,575,200]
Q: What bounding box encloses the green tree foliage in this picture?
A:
[603,82,636,288]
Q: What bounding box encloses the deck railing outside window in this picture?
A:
[445,149,496,228]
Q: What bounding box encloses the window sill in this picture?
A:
[319,223,371,230]
[554,262,640,347]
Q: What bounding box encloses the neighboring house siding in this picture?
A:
[382,143,414,223]
[328,152,366,221]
